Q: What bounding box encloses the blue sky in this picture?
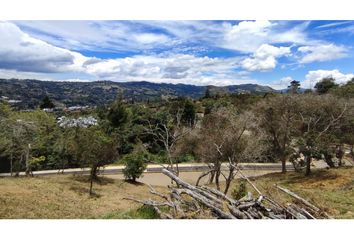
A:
[0,20,353,89]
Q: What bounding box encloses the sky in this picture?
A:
[0,20,354,89]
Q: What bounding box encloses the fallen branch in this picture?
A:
[275,185,320,212]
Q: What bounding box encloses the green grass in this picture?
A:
[102,206,159,219]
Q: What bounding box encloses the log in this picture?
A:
[238,202,256,211]
[125,168,326,219]
[286,204,307,219]
[200,185,239,206]
[228,205,247,219]
[173,188,235,219]
[276,185,320,212]
[123,197,173,208]
[162,169,224,206]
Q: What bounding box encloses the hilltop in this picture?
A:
[0,79,275,109]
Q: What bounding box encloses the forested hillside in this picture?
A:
[0,79,275,109]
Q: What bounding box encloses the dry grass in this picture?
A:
[1,167,353,219]
[0,174,166,219]
[226,167,354,219]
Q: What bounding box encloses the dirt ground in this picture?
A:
[107,169,277,186]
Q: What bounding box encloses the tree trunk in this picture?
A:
[89,177,93,195]
[208,170,215,184]
[25,144,31,177]
[281,158,287,173]
[305,156,311,176]
[224,165,235,195]
[89,165,98,195]
[10,153,13,177]
[91,165,98,179]
[215,168,220,191]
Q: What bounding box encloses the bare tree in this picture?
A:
[144,109,191,175]
[195,107,266,194]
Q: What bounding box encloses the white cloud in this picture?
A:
[0,21,88,73]
[303,69,354,88]
[84,54,249,85]
[0,21,260,86]
[241,44,291,71]
[15,20,310,55]
[223,21,275,52]
[298,44,347,63]
[222,20,308,53]
[268,76,294,90]
[132,33,169,44]
[14,21,174,52]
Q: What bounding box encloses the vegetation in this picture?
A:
[0,167,352,219]
[40,95,55,109]
[0,174,166,219]
[0,79,275,109]
[314,77,338,94]
[0,76,354,218]
[247,167,354,219]
[122,148,148,182]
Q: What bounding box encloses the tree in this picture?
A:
[254,95,298,173]
[107,100,130,129]
[292,94,348,175]
[288,80,301,94]
[181,99,196,126]
[314,77,338,94]
[144,110,191,175]
[195,107,266,194]
[332,79,354,98]
[122,146,148,182]
[70,127,118,195]
[204,87,211,98]
[40,96,55,109]
[0,110,56,176]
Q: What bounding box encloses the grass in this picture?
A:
[102,206,159,219]
[0,167,353,219]
[227,167,354,219]
[0,174,165,219]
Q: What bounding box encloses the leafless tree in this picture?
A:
[144,108,192,175]
[195,107,266,194]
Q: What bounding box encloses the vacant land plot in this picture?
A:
[0,175,166,219]
[0,167,353,219]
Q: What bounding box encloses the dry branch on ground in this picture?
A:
[124,168,330,219]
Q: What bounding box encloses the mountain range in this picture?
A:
[0,79,275,109]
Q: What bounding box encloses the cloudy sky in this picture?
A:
[0,20,354,89]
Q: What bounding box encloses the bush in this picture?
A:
[231,180,247,200]
[103,205,159,219]
[122,151,148,182]
[176,154,195,163]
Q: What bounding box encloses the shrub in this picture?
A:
[122,151,148,182]
[231,180,247,200]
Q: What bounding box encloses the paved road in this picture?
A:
[0,162,295,177]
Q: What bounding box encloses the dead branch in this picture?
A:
[124,169,327,219]
[275,185,320,212]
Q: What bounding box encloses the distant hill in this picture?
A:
[0,79,276,109]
